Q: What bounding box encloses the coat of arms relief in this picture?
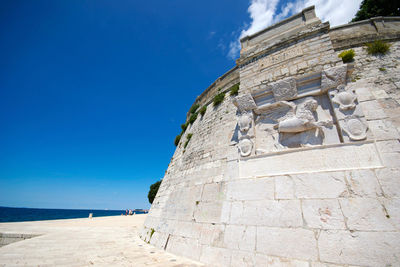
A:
[232,64,369,157]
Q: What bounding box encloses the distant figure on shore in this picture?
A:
[125,209,128,216]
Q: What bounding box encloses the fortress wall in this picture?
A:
[186,66,239,120]
[329,17,400,50]
[140,84,240,262]
[141,7,400,267]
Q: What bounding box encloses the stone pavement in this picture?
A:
[0,214,203,266]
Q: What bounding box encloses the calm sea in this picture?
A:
[0,206,146,223]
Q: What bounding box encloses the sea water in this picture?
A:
[0,206,146,222]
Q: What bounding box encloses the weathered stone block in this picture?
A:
[193,201,223,223]
[274,175,295,199]
[353,86,374,102]
[376,140,400,153]
[166,235,201,261]
[321,65,347,91]
[226,178,274,201]
[319,230,400,266]
[339,198,395,231]
[230,251,255,267]
[345,169,383,197]
[255,255,309,267]
[302,199,346,229]
[256,227,318,261]
[223,225,256,251]
[230,200,303,227]
[201,182,226,202]
[199,224,225,246]
[292,172,348,199]
[367,119,400,141]
[383,198,400,230]
[359,100,387,120]
[233,93,257,112]
[200,246,232,267]
[375,168,400,198]
[380,152,400,168]
[174,221,202,239]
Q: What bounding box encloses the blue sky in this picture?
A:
[0,0,360,210]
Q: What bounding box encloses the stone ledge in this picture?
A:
[239,141,383,177]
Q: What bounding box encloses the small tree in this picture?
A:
[148,180,161,204]
[352,0,400,22]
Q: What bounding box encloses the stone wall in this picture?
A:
[330,16,400,50]
[141,7,400,267]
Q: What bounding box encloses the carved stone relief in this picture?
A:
[341,116,368,141]
[232,64,369,157]
[238,138,253,157]
[329,84,368,142]
[233,93,256,157]
[271,78,297,101]
[321,65,347,91]
[330,85,357,111]
[253,96,336,152]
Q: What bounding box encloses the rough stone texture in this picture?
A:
[271,77,297,101]
[142,8,400,266]
[319,230,400,266]
[232,93,257,112]
[256,227,318,261]
[321,65,347,91]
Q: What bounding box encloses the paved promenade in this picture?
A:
[0,215,203,266]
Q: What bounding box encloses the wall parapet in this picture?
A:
[329,16,400,50]
[186,66,239,119]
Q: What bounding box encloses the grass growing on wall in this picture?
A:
[366,40,391,55]
[229,83,240,96]
[174,134,181,146]
[181,122,188,132]
[189,103,199,114]
[189,112,198,124]
[338,49,355,63]
[199,105,207,116]
[184,133,193,148]
[213,92,225,106]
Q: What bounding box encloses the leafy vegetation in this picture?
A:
[199,105,207,116]
[150,228,155,239]
[213,92,225,107]
[184,133,193,148]
[148,180,161,204]
[181,122,188,132]
[189,103,200,114]
[174,134,181,146]
[366,40,391,55]
[338,49,355,63]
[189,112,198,124]
[352,0,400,22]
[229,83,240,96]
[379,67,386,71]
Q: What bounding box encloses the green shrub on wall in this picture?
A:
[366,40,391,55]
[189,112,198,124]
[199,105,207,116]
[174,134,181,146]
[338,49,355,63]
[184,133,193,148]
[181,122,188,132]
[189,103,199,114]
[213,92,225,106]
[230,83,240,96]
